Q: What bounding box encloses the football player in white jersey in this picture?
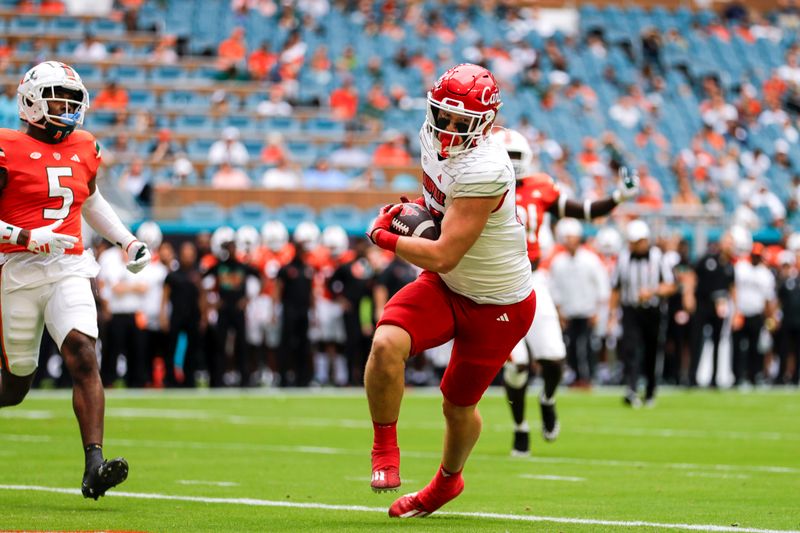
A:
[365,64,536,518]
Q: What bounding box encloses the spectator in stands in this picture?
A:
[248,41,277,81]
[335,45,357,75]
[169,154,195,186]
[636,166,664,210]
[764,69,789,102]
[260,132,287,165]
[279,29,307,74]
[641,28,663,74]
[208,127,250,166]
[261,155,302,189]
[211,161,251,189]
[635,123,670,164]
[779,49,800,87]
[0,85,17,129]
[565,78,598,111]
[93,80,129,111]
[577,138,602,175]
[302,158,350,189]
[256,85,293,117]
[74,33,108,61]
[372,131,412,168]
[39,0,65,14]
[759,96,790,127]
[672,172,701,207]
[119,158,153,207]
[362,82,392,131]
[330,77,359,122]
[701,93,739,136]
[149,128,177,164]
[329,135,370,168]
[609,95,642,130]
[308,45,332,86]
[741,147,771,179]
[217,26,248,80]
[150,35,179,64]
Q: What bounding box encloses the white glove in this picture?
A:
[612,167,640,202]
[125,240,151,273]
[27,219,78,255]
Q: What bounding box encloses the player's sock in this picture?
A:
[416,465,465,512]
[540,360,563,400]
[84,443,104,473]
[371,420,400,491]
[504,382,527,426]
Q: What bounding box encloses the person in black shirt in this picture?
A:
[374,256,418,319]
[204,239,261,387]
[662,237,693,385]
[776,251,800,385]
[161,241,205,387]
[329,238,375,386]
[686,231,737,388]
[275,240,314,387]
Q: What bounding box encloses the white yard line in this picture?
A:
[0,410,54,420]
[0,484,796,533]
[176,480,240,487]
[100,407,800,442]
[685,472,751,480]
[0,433,795,476]
[519,474,586,482]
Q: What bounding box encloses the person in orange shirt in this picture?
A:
[248,41,277,81]
[0,61,150,501]
[330,78,359,121]
[92,81,129,111]
[217,27,247,79]
[372,131,412,167]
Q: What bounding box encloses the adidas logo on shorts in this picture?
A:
[496,313,509,322]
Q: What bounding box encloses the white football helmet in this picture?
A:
[236,225,260,255]
[135,221,163,250]
[491,127,533,178]
[728,225,753,256]
[555,218,583,244]
[261,220,289,252]
[18,61,89,141]
[321,225,349,258]
[211,225,236,259]
[293,221,321,249]
[786,232,800,253]
[596,227,622,256]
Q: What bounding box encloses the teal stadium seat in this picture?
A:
[275,204,316,233]
[229,202,272,229]
[318,204,367,235]
[180,202,227,232]
[391,173,420,192]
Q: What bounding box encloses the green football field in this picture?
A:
[0,387,798,532]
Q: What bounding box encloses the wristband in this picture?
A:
[372,229,399,252]
[612,189,622,204]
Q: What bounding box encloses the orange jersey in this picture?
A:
[251,244,294,295]
[0,128,101,255]
[515,173,561,263]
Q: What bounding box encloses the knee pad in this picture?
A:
[8,356,37,377]
[503,361,529,389]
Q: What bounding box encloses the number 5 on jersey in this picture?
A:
[44,167,74,220]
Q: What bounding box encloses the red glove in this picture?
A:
[400,195,426,207]
[367,204,402,252]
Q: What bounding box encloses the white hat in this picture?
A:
[555,218,583,243]
[626,220,650,242]
[222,126,240,140]
[787,232,800,252]
[775,139,790,154]
[728,225,753,255]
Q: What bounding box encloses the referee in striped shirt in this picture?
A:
[610,220,677,407]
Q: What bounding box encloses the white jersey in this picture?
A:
[734,260,776,317]
[419,127,533,305]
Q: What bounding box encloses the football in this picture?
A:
[389,203,441,240]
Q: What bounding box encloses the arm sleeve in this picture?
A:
[81,189,136,250]
[660,252,676,285]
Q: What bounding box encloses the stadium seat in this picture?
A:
[391,173,420,191]
[274,203,316,232]
[51,17,84,35]
[88,18,125,36]
[180,202,227,232]
[318,204,366,235]
[228,202,272,228]
[10,16,45,33]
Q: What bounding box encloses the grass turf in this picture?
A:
[0,387,798,532]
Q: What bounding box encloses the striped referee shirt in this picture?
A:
[612,247,675,308]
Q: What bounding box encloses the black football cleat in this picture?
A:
[511,430,530,457]
[539,394,560,442]
[82,457,129,500]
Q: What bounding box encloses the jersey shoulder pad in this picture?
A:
[69,130,101,157]
[522,173,560,204]
[449,145,513,198]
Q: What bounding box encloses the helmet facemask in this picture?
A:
[426,94,496,158]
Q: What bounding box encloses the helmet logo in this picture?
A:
[480,86,499,106]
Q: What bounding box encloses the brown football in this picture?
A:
[389,203,441,240]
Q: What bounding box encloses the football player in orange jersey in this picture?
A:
[0,61,150,499]
[492,128,638,456]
